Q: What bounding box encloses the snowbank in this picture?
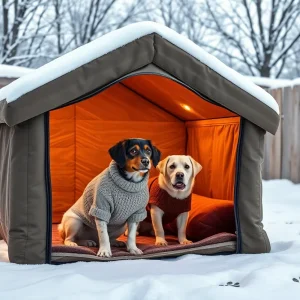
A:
[0,64,33,78]
[0,21,279,114]
[1,179,300,299]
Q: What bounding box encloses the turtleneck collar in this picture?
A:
[108,160,149,193]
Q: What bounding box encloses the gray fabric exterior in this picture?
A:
[0,34,279,134]
[237,119,271,254]
[71,161,149,230]
[0,115,48,264]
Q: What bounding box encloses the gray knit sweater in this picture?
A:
[70,161,149,229]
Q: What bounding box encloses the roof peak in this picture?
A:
[0,21,279,115]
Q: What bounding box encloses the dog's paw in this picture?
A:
[155,238,168,246]
[179,239,193,245]
[64,240,78,247]
[97,248,112,257]
[128,247,143,255]
[111,240,126,247]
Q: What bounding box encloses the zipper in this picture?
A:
[44,112,52,263]
[233,117,244,253]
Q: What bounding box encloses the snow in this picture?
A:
[245,76,292,88]
[0,64,33,78]
[0,21,279,114]
[1,179,300,299]
[270,78,300,89]
[246,76,300,89]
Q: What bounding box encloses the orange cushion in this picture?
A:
[165,194,236,241]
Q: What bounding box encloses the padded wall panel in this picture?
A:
[50,106,75,223]
[186,117,240,200]
[237,120,271,253]
[2,115,48,264]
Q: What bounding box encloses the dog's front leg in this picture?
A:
[150,205,168,246]
[95,219,112,257]
[126,222,143,255]
[177,212,192,245]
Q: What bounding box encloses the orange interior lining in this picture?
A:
[186,117,240,200]
[122,75,237,120]
[50,75,240,223]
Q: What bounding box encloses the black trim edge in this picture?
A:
[234,117,245,254]
[53,71,224,111]
[44,112,52,263]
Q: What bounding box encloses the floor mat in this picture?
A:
[52,225,236,257]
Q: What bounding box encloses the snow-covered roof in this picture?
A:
[0,21,279,114]
[0,64,33,78]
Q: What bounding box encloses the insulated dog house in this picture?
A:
[0,22,279,264]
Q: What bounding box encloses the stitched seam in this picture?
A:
[258,132,269,253]
[153,33,157,62]
[24,120,29,262]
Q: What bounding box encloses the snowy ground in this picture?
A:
[1,179,300,300]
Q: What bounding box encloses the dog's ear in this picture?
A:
[149,141,161,168]
[188,156,202,177]
[156,156,169,176]
[108,140,127,168]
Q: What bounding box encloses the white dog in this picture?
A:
[143,155,202,246]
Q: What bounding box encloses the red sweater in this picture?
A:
[146,177,191,225]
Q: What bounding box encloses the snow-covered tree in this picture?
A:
[0,0,148,67]
[51,0,149,53]
[1,0,300,78]
[203,0,300,78]
[0,0,57,66]
[146,0,208,44]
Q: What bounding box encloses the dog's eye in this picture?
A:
[145,148,152,155]
[130,149,138,156]
[169,164,176,169]
[184,164,190,169]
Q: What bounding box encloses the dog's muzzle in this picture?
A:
[132,158,150,173]
[172,172,186,190]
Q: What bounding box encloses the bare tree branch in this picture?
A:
[203,0,300,77]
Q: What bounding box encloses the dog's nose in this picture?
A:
[176,172,184,179]
[141,158,149,167]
